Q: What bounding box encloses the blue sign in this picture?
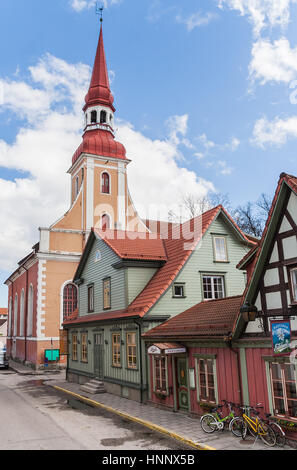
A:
[271,320,291,356]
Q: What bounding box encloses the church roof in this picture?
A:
[83,25,115,112]
[72,24,127,165]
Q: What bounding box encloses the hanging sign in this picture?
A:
[270,319,291,356]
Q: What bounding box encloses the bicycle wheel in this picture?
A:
[268,422,286,447]
[230,417,247,438]
[200,414,218,433]
[259,423,277,447]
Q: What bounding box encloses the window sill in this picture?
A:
[111,364,122,369]
[213,260,230,264]
[172,296,187,299]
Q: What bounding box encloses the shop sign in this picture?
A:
[271,319,291,356]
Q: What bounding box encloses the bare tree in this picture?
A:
[168,190,272,238]
[232,202,263,238]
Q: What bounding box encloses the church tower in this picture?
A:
[6,22,147,370]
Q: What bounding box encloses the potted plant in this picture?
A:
[199,401,215,412]
[154,390,167,399]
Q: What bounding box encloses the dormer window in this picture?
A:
[91,110,97,124]
[100,110,107,124]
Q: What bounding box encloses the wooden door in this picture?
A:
[177,357,189,411]
[94,333,103,380]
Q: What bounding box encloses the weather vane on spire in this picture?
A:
[96,3,104,23]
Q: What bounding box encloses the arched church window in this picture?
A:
[63,283,78,320]
[102,214,110,230]
[13,293,18,337]
[20,289,25,337]
[91,110,97,124]
[101,172,110,194]
[100,110,107,124]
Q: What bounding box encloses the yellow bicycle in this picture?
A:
[230,405,276,447]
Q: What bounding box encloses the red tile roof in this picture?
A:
[0,308,7,316]
[67,205,253,327]
[94,228,167,261]
[143,295,243,339]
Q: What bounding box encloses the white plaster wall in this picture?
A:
[266,291,282,310]
[282,236,297,260]
[264,268,279,287]
[270,242,279,263]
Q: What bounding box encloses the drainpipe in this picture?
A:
[134,319,143,404]
[224,335,243,405]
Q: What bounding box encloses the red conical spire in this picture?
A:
[83,24,115,112]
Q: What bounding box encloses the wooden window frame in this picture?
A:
[213,235,228,263]
[269,361,297,420]
[87,284,94,313]
[112,333,121,367]
[287,265,297,305]
[72,334,78,361]
[153,355,168,394]
[103,277,111,310]
[63,283,78,320]
[202,274,225,301]
[126,332,137,370]
[195,356,218,404]
[81,333,88,363]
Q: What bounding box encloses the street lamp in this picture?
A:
[240,303,258,322]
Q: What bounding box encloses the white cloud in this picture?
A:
[249,37,297,84]
[218,0,297,36]
[0,55,215,270]
[252,114,297,147]
[176,11,218,31]
[70,0,122,12]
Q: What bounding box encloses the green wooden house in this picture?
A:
[63,205,255,402]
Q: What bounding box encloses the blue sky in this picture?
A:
[1,0,297,306]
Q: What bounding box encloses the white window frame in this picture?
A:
[202,274,225,300]
[213,236,228,262]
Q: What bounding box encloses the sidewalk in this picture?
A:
[8,360,290,451]
[9,359,63,376]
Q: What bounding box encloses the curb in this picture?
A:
[52,385,216,451]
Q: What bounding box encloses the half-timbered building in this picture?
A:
[144,173,297,440]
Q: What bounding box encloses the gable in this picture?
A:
[240,184,297,337]
[78,236,126,316]
[145,212,250,319]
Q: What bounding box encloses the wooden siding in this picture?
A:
[146,214,249,319]
[67,319,162,387]
[126,267,158,304]
[78,238,126,316]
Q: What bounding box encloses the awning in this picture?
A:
[148,342,186,355]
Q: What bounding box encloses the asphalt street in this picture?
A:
[0,370,187,450]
